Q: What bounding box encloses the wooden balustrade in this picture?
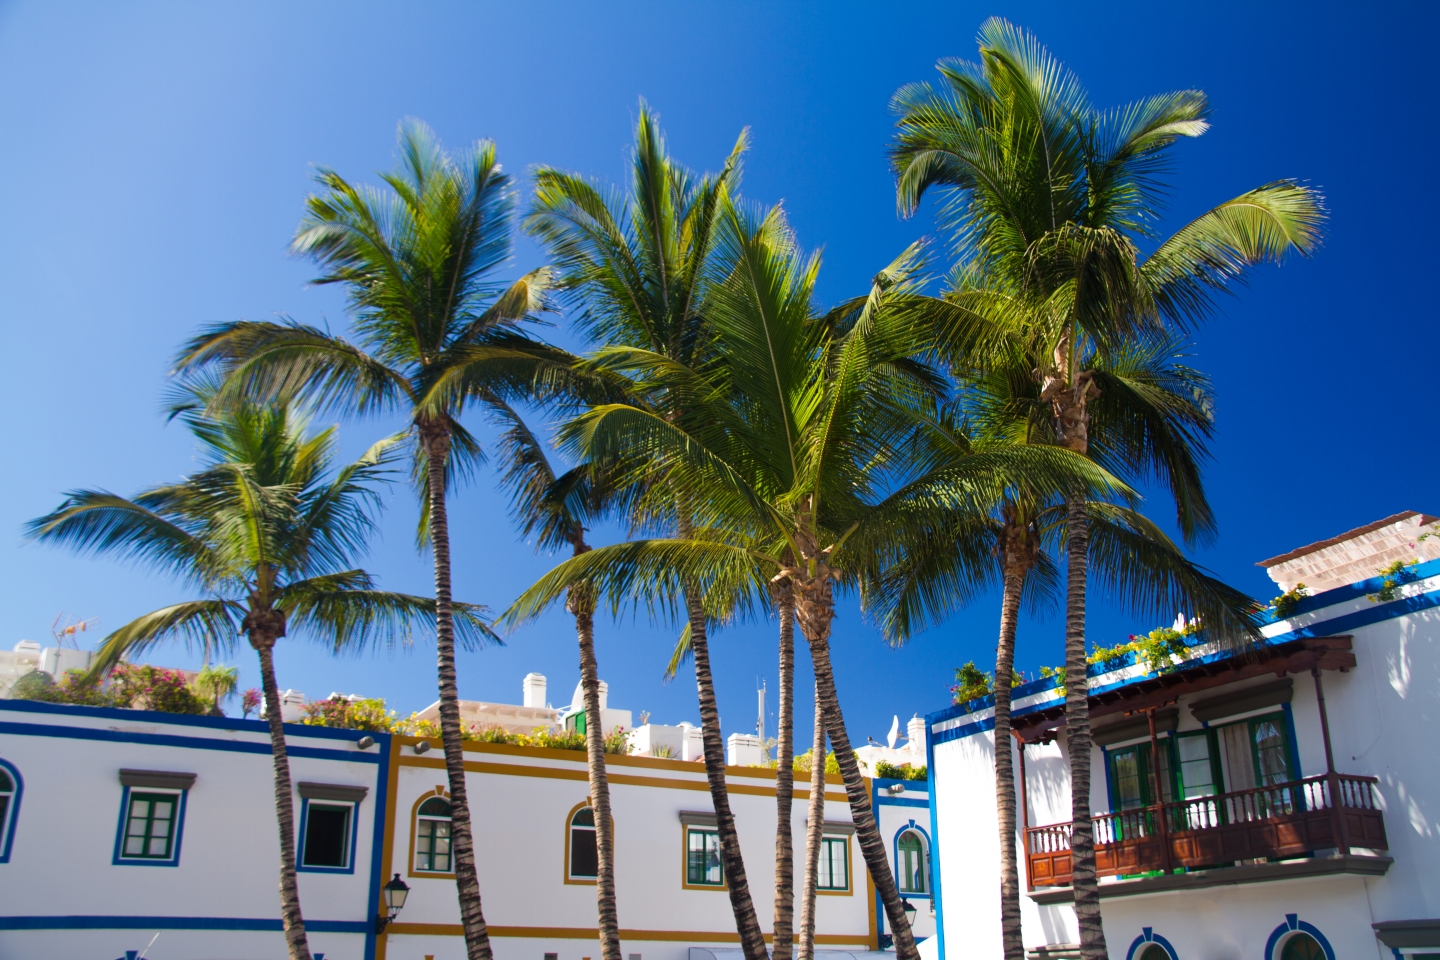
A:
[1024,773,1386,888]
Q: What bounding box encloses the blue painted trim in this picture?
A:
[0,719,379,764]
[1277,556,1440,619]
[295,797,359,875]
[363,734,390,960]
[0,915,367,932]
[0,697,379,742]
[0,756,22,863]
[890,819,932,901]
[1264,914,1336,960]
[112,785,188,867]
[877,796,930,809]
[1124,927,1179,960]
[925,718,944,960]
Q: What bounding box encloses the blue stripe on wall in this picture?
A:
[0,719,380,764]
[0,916,368,933]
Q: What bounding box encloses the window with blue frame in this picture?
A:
[114,770,193,867]
[0,759,21,862]
[295,782,366,873]
[896,829,927,894]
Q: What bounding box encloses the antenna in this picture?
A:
[756,679,767,750]
[52,613,99,649]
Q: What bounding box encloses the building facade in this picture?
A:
[925,512,1440,960]
[0,673,928,960]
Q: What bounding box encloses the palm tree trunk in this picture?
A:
[1064,494,1104,960]
[796,574,918,960]
[251,626,312,960]
[571,578,621,960]
[994,547,1026,960]
[796,689,826,960]
[772,582,797,960]
[685,588,769,960]
[423,428,493,960]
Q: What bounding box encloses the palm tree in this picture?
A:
[177,121,562,960]
[523,104,775,959]
[796,691,826,960]
[507,206,1127,960]
[891,22,1324,955]
[490,401,622,960]
[26,393,486,960]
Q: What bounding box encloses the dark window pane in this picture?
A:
[570,826,598,878]
[0,769,12,792]
[303,804,351,868]
[418,797,452,817]
[572,807,595,828]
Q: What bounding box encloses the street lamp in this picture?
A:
[376,873,410,933]
[901,899,917,925]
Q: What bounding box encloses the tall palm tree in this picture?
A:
[177,121,561,960]
[796,692,826,960]
[506,206,1127,960]
[891,21,1323,956]
[490,401,622,960]
[523,104,775,959]
[26,393,487,960]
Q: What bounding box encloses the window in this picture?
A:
[569,806,598,880]
[113,770,193,867]
[1280,934,1324,960]
[123,792,178,860]
[896,829,927,894]
[1216,712,1295,818]
[685,827,723,886]
[300,802,353,870]
[818,835,850,891]
[414,797,453,873]
[1138,946,1170,960]
[0,760,20,863]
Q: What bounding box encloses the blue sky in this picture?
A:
[2,1,1434,750]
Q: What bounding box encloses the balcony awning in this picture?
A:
[1013,636,1355,742]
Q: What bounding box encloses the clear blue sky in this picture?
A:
[2,1,1434,750]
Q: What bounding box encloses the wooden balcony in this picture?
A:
[1025,773,1387,888]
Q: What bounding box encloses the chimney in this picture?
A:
[522,673,547,708]
[907,715,927,755]
[597,680,609,710]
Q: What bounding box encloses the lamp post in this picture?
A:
[376,873,410,933]
[902,898,917,925]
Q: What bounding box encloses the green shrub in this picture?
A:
[874,761,928,781]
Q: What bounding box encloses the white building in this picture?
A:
[926,511,1440,960]
[0,695,385,959]
[0,670,917,960]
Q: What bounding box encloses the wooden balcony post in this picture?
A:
[1311,666,1350,856]
[1016,732,1033,892]
[1147,708,1174,874]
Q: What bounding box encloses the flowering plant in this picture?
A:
[241,688,262,718]
[1369,560,1420,603]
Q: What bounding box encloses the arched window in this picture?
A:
[569,806,598,881]
[0,760,19,863]
[896,829,927,894]
[1281,934,1325,960]
[414,797,453,873]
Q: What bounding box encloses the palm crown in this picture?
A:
[26,389,489,673]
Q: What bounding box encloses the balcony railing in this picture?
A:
[1025,773,1386,888]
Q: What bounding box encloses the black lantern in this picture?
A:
[901,898,917,924]
[376,873,410,933]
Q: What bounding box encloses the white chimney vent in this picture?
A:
[522,673,547,708]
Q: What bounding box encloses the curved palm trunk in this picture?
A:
[1063,494,1103,958]
[250,621,312,960]
[571,575,621,960]
[685,589,769,960]
[796,689,826,960]
[795,574,918,960]
[773,583,797,960]
[424,432,493,960]
[993,543,1027,960]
